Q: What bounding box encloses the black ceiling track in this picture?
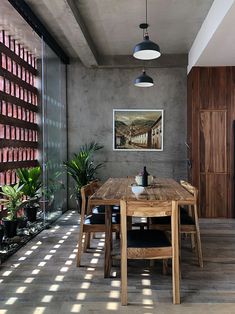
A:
[8,0,70,64]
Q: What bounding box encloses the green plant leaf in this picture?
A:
[16,166,42,199]
[64,142,104,195]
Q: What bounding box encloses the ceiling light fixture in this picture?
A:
[133,0,161,60]
[134,70,154,87]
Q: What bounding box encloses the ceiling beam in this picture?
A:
[66,0,99,66]
[188,0,235,73]
[30,0,99,67]
[97,54,188,68]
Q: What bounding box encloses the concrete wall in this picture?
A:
[67,61,187,199]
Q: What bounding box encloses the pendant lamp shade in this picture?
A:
[134,70,154,87]
[133,35,161,60]
[133,0,161,60]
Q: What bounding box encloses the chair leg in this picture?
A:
[150,260,155,267]
[190,233,196,250]
[83,233,90,252]
[162,259,168,275]
[172,202,180,304]
[121,254,127,305]
[121,201,128,305]
[76,229,84,267]
[115,232,120,240]
[195,236,203,268]
[195,227,203,268]
[193,204,203,268]
[188,205,196,250]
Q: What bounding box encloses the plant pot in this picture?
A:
[25,206,38,222]
[75,193,82,213]
[0,224,4,245]
[18,217,28,229]
[2,219,18,238]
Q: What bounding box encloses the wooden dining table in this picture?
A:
[89,177,195,278]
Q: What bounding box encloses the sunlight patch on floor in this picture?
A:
[70,304,81,313]
[16,286,27,293]
[41,295,53,303]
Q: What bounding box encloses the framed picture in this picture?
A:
[113,109,164,151]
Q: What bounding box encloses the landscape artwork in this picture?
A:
[113,109,163,151]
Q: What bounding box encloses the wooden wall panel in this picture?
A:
[198,68,210,109]
[188,67,233,218]
[187,72,193,183]
[199,173,206,217]
[210,68,229,109]
[200,111,210,173]
[199,68,229,110]
[228,68,235,217]
[188,68,200,191]
[213,111,227,172]
[200,111,227,173]
[200,174,227,218]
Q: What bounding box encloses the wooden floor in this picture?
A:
[0,211,235,314]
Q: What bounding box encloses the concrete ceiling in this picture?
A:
[23,0,214,67]
[3,0,235,70]
[75,0,214,56]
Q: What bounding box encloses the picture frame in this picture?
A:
[113,109,164,151]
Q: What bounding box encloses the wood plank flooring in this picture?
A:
[0,211,235,313]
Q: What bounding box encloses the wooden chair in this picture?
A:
[150,180,203,268]
[120,200,180,305]
[76,181,120,267]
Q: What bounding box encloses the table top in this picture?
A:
[90,177,194,205]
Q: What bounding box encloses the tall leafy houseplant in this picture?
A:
[16,167,42,222]
[0,183,27,238]
[64,142,103,209]
[43,171,65,211]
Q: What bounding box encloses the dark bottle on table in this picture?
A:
[142,166,149,187]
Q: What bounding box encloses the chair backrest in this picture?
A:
[80,180,102,217]
[91,180,102,193]
[80,182,94,217]
[120,199,180,305]
[180,180,197,200]
[120,200,179,253]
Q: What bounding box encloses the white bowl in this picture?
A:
[131,185,145,196]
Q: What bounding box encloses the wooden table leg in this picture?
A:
[172,201,180,304]
[104,205,112,278]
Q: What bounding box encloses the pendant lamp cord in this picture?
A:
[145,0,148,37]
[146,0,147,25]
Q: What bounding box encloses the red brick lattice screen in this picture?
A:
[0,30,39,190]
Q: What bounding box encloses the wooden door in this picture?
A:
[200,111,228,217]
[188,67,235,218]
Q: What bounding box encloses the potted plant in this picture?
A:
[16,166,42,222]
[64,142,103,211]
[0,224,4,246]
[0,183,27,238]
[40,171,65,214]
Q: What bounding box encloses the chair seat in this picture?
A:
[92,205,105,214]
[85,213,120,225]
[151,208,195,225]
[112,205,120,213]
[127,229,171,248]
[92,205,120,214]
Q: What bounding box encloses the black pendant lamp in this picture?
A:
[133,0,161,60]
[134,70,154,87]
